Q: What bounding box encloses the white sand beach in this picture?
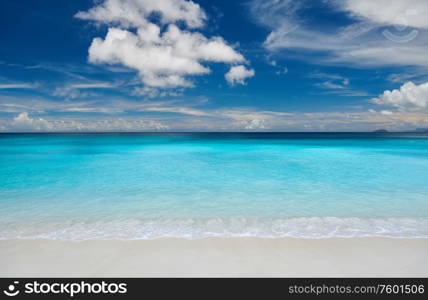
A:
[1,238,427,277]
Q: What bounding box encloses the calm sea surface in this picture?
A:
[1,133,428,239]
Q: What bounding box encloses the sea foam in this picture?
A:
[1,217,428,240]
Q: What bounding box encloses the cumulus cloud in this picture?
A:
[76,0,250,93]
[87,25,244,88]
[373,81,428,111]
[75,0,206,29]
[244,119,267,130]
[10,112,52,131]
[4,112,169,132]
[2,100,428,132]
[250,0,428,67]
[225,65,255,85]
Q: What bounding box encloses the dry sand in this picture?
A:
[1,238,427,277]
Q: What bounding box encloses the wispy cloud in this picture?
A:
[4,112,169,132]
[309,71,370,97]
[0,83,37,89]
[69,82,115,89]
[1,108,427,132]
[249,0,428,67]
[2,94,427,131]
[51,82,117,100]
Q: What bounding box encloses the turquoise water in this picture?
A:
[1,133,428,239]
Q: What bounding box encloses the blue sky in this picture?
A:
[1,0,428,131]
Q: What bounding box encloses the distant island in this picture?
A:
[372,129,428,133]
[414,128,428,133]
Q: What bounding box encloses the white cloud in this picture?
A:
[309,72,348,82]
[10,112,52,131]
[250,0,428,67]
[244,119,267,130]
[52,82,115,99]
[76,0,250,92]
[225,65,255,85]
[0,83,36,89]
[75,0,206,29]
[276,67,288,76]
[337,46,428,67]
[132,86,182,98]
[381,110,394,116]
[387,71,428,84]
[317,81,347,90]
[5,112,169,132]
[88,25,244,88]
[309,72,369,97]
[2,98,428,132]
[70,82,115,89]
[339,0,428,29]
[52,87,91,100]
[373,81,428,111]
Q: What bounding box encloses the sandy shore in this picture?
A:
[1,238,427,277]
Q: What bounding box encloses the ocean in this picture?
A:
[1,132,428,239]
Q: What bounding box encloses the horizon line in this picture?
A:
[1,131,427,134]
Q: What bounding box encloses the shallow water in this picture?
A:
[1,133,428,239]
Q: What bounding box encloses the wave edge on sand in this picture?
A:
[1,217,428,240]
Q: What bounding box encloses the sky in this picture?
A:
[1,0,428,132]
